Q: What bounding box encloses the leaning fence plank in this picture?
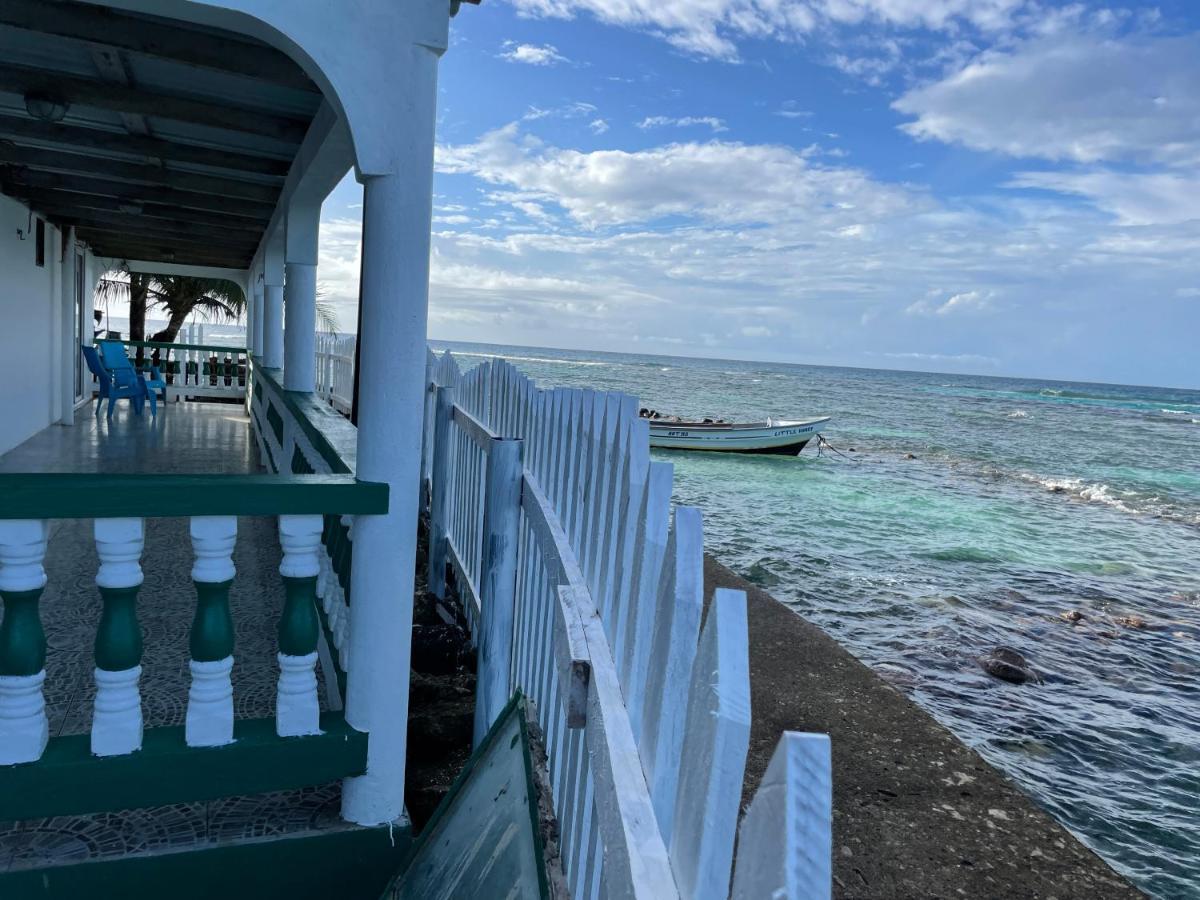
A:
[731,732,833,900]
[642,506,705,845]
[623,461,673,741]
[472,437,523,745]
[670,588,752,900]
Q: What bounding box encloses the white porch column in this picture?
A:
[263,283,284,369]
[283,204,319,392]
[59,227,76,426]
[341,41,441,827]
[251,279,265,358]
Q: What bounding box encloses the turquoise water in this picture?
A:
[434,340,1200,899]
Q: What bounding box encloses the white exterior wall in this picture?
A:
[0,194,62,456]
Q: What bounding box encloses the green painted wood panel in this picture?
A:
[0,712,366,821]
[0,824,411,900]
[0,474,387,519]
[383,695,550,900]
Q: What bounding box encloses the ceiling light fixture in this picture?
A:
[24,92,70,123]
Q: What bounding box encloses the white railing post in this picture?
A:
[473,436,523,746]
[0,520,50,765]
[186,516,237,747]
[92,518,145,757]
[732,732,833,900]
[277,514,323,737]
[427,385,455,600]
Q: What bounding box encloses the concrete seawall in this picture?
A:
[704,555,1142,899]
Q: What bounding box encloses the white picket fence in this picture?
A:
[314,332,355,415]
[423,348,833,900]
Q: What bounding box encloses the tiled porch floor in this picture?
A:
[0,401,350,873]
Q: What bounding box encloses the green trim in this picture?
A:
[278,576,319,657]
[95,584,142,671]
[0,587,46,676]
[0,821,412,900]
[100,339,249,355]
[384,693,550,899]
[266,400,285,445]
[0,712,366,821]
[0,474,388,519]
[190,579,234,663]
[251,362,357,474]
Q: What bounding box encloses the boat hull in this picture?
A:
[647,417,830,454]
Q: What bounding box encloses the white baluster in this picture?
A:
[277,514,322,737]
[92,518,144,757]
[186,516,237,747]
[0,520,50,765]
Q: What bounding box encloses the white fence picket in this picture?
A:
[731,732,833,900]
[670,588,752,900]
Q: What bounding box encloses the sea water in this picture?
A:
[434,339,1200,899]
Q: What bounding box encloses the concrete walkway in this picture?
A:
[705,556,1141,899]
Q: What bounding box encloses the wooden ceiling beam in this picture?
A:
[83,238,251,269]
[1,168,274,219]
[5,186,270,231]
[0,115,292,176]
[0,61,310,143]
[28,198,265,236]
[0,0,317,92]
[71,219,258,251]
[0,144,281,202]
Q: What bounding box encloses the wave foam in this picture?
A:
[1017,473,1200,527]
[1007,410,1030,419]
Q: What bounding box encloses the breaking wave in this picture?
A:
[1016,474,1200,528]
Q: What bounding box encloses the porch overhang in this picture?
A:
[0,0,324,271]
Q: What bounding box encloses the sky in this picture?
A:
[315,0,1200,388]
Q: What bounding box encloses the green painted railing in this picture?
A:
[0,473,385,519]
[94,339,250,399]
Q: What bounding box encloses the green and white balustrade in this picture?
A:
[0,520,50,765]
[0,513,334,764]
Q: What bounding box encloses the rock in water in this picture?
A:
[979,647,1042,684]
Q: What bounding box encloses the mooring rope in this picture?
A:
[816,433,859,463]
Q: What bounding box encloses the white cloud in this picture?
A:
[775,101,812,119]
[499,41,568,66]
[589,118,609,135]
[505,0,1029,61]
[1009,170,1200,227]
[906,290,994,316]
[435,123,917,228]
[894,34,1200,167]
[740,325,775,337]
[637,115,728,133]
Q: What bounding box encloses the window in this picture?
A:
[35,218,45,267]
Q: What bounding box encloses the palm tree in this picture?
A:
[95,271,244,341]
[146,276,245,343]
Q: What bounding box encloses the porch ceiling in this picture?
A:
[0,0,323,270]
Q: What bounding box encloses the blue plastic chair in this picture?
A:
[96,341,153,418]
[81,345,111,412]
